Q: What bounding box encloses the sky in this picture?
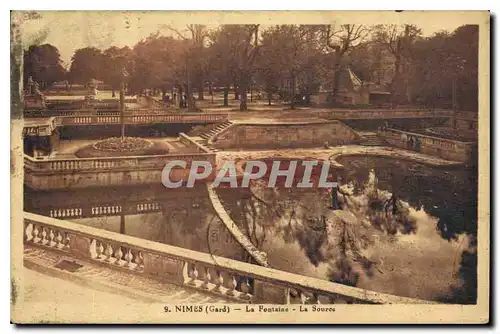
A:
[15,11,475,68]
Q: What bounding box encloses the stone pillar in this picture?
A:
[69,235,92,259]
[142,253,185,284]
[49,129,60,155]
[253,280,290,304]
[120,212,125,234]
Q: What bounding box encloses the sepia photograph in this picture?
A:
[10,10,490,324]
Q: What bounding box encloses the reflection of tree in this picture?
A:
[338,156,477,240]
[217,182,283,254]
[437,235,477,304]
[217,157,477,302]
[338,156,478,303]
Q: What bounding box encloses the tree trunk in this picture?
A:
[197,83,204,100]
[187,79,196,112]
[331,62,341,99]
[290,76,296,110]
[239,85,248,111]
[223,87,229,106]
[391,55,401,91]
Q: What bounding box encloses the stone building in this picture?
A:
[310,68,391,106]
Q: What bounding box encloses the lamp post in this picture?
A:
[120,69,129,139]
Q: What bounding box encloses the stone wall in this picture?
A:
[211,120,360,149]
[379,128,476,163]
[24,152,216,190]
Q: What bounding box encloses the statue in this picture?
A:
[33,80,41,95]
[87,79,98,96]
[24,76,46,109]
[27,76,35,95]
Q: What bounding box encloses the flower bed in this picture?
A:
[92,137,154,152]
[75,137,169,158]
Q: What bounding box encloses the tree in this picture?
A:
[373,24,422,103]
[260,25,322,109]
[408,25,478,110]
[207,28,237,106]
[208,25,260,111]
[68,47,105,84]
[255,57,280,106]
[162,24,210,111]
[320,24,370,99]
[102,46,132,96]
[23,44,66,90]
[128,34,185,98]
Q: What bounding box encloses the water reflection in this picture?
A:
[24,156,477,303]
[217,156,477,303]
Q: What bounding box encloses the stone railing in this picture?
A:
[206,184,269,267]
[25,108,177,117]
[23,212,434,304]
[23,117,58,137]
[24,151,214,174]
[24,149,216,189]
[325,109,453,120]
[379,128,475,162]
[55,113,229,126]
[454,110,478,120]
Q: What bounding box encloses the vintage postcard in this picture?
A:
[10,10,490,324]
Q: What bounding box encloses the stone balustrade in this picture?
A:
[324,109,454,120]
[23,117,58,137]
[454,110,478,120]
[23,212,434,304]
[23,112,230,137]
[57,113,229,126]
[24,149,216,189]
[379,128,476,162]
[25,108,173,117]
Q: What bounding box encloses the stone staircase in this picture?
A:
[194,121,233,149]
[358,132,387,147]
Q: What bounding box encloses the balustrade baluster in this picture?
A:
[187,263,198,286]
[133,250,144,271]
[32,224,40,243]
[200,266,211,290]
[299,290,308,304]
[239,278,251,301]
[48,228,56,247]
[211,270,223,293]
[62,231,70,250]
[226,275,237,297]
[124,248,133,268]
[93,240,103,259]
[41,226,48,245]
[312,292,322,304]
[105,243,114,262]
[55,231,63,249]
[114,246,124,265]
[24,223,33,243]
